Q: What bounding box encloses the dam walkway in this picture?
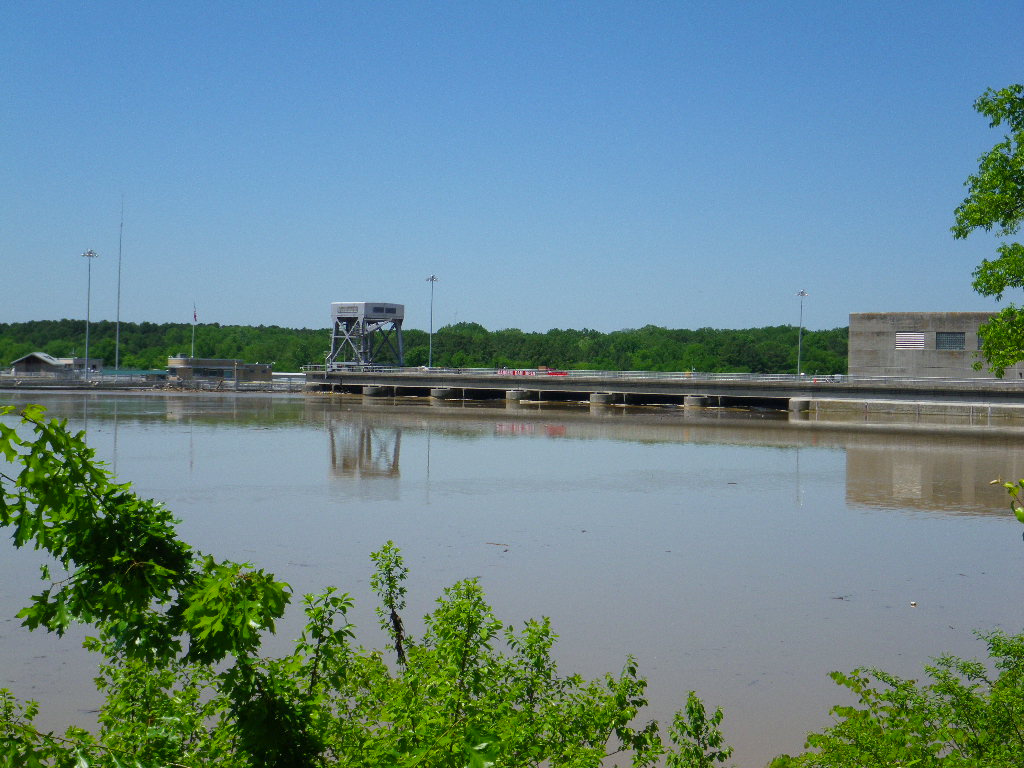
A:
[302,366,1024,415]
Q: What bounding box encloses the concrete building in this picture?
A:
[167,357,272,383]
[848,312,1024,379]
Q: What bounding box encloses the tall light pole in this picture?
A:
[82,249,99,380]
[115,198,124,371]
[796,289,808,376]
[426,274,438,368]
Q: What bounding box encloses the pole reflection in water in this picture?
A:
[425,424,432,506]
[111,398,119,475]
[794,445,803,509]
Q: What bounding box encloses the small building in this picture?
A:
[848,312,1024,379]
[167,356,273,382]
[8,353,102,374]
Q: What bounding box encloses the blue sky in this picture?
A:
[2,1,1021,333]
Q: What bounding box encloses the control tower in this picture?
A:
[327,302,404,368]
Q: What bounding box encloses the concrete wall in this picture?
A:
[848,312,1024,379]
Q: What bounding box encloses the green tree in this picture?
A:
[772,631,1024,768]
[952,84,1024,375]
[1,319,848,375]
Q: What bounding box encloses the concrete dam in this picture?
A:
[303,367,1024,426]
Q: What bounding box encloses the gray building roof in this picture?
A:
[8,352,63,368]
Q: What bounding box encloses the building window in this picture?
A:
[895,332,925,349]
[936,332,966,350]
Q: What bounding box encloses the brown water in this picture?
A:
[2,391,1023,766]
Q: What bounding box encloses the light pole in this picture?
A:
[115,198,124,371]
[426,274,438,368]
[82,249,99,380]
[796,289,808,376]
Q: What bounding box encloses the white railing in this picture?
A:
[5,367,1019,390]
[297,366,1024,387]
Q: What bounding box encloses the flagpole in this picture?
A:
[191,304,197,358]
[82,250,99,380]
[426,274,438,367]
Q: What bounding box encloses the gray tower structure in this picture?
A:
[327,302,405,369]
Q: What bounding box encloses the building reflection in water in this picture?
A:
[845,433,1024,516]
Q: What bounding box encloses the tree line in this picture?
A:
[412,322,847,373]
[0,319,848,374]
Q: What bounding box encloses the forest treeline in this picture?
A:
[0,319,848,374]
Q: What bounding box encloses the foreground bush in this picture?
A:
[770,630,1024,768]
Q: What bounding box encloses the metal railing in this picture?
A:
[0,371,306,392]
[6,366,1020,391]
[164,379,306,392]
[0,371,163,386]
[298,365,1021,387]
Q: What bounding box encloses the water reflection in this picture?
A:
[328,420,402,479]
[4,391,1022,518]
[844,433,1024,515]
[307,400,1024,518]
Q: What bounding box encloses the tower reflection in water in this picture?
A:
[328,417,402,500]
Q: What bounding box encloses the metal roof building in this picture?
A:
[7,353,102,374]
